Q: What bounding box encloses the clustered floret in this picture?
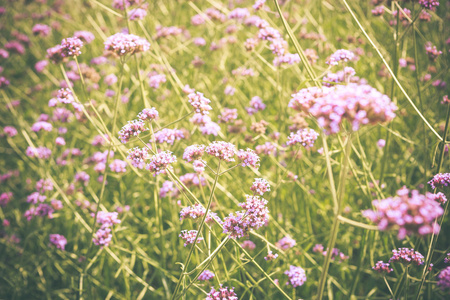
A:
[206,285,238,300]
[284,265,307,287]
[104,33,150,56]
[118,120,148,143]
[237,149,260,169]
[127,147,149,169]
[198,270,215,281]
[438,267,450,291]
[153,128,185,145]
[363,187,444,239]
[179,230,203,247]
[92,211,121,248]
[326,49,355,65]
[428,173,450,190]
[372,261,393,274]
[179,203,221,224]
[250,178,270,195]
[286,128,319,148]
[146,151,177,176]
[137,107,159,121]
[188,92,212,115]
[389,248,424,266]
[206,141,237,162]
[49,234,67,250]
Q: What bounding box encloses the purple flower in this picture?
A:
[286,128,319,148]
[372,261,393,274]
[61,37,83,57]
[419,0,439,10]
[198,270,215,281]
[3,126,17,137]
[183,144,205,162]
[276,236,296,250]
[389,248,424,266]
[146,151,177,176]
[104,33,150,56]
[326,49,356,65]
[363,187,444,239]
[237,149,260,169]
[49,234,67,250]
[31,121,53,132]
[118,120,148,143]
[188,92,212,115]
[109,159,127,173]
[154,128,185,145]
[438,266,450,291]
[428,173,450,190]
[206,141,236,162]
[127,147,149,169]
[284,265,307,287]
[128,8,147,21]
[264,251,278,261]
[250,178,270,195]
[137,107,159,121]
[179,230,203,247]
[241,240,256,250]
[206,285,238,300]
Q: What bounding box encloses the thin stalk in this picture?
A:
[112,59,125,138]
[171,161,221,300]
[316,133,352,300]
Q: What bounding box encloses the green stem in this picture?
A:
[171,161,221,300]
[316,133,352,299]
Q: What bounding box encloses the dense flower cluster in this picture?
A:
[104,33,150,56]
[109,159,127,173]
[264,251,278,261]
[183,144,205,162]
[154,128,185,145]
[246,96,266,115]
[26,146,52,159]
[61,37,83,57]
[241,240,256,250]
[237,149,260,168]
[218,108,238,123]
[188,92,212,115]
[437,267,450,291]
[127,147,149,169]
[206,141,236,162]
[223,195,269,239]
[276,236,296,250]
[363,187,444,239]
[118,120,148,143]
[286,128,319,148]
[206,285,238,300]
[419,0,440,10]
[146,151,177,176]
[326,49,355,65]
[250,178,270,195]
[372,261,393,274]
[179,203,221,224]
[137,107,159,121]
[92,211,121,248]
[198,270,215,281]
[428,173,450,190]
[49,234,67,250]
[389,248,424,266]
[428,192,447,205]
[179,230,203,247]
[284,265,307,287]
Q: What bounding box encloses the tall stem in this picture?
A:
[316,133,352,299]
[171,161,221,300]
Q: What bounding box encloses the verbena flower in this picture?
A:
[286,128,319,148]
[218,108,238,123]
[326,49,355,65]
[118,120,148,143]
[428,192,447,205]
[428,173,450,190]
[137,107,159,121]
[198,270,215,281]
[188,92,212,115]
[127,147,149,169]
[250,178,270,195]
[49,234,67,250]
[237,149,260,169]
[206,285,238,300]
[206,141,236,162]
[372,261,393,274]
[104,33,150,56]
[183,144,205,162]
[61,37,83,57]
[179,230,203,247]
[276,236,296,250]
[146,151,177,176]
[363,187,444,239]
[419,0,440,10]
[109,159,127,173]
[389,248,424,266]
[264,251,278,261]
[153,128,185,145]
[284,265,307,287]
[437,266,450,291]
[241,240,256,250]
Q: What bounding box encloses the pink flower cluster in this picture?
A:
[428,173,450,190]
[363,187,444,239]
[290,84,397,134]
[428,192,447,205]
[154,128,185,145]
[179,203,221,224]
[0,192,13,207]
[326,49,356,65]
[198,270,215,281]
[183,144,205,162]
[264,251,278,261]
[92,211,121,248]
[419,0,439,10]
[223,195,269,239]
[286,128,319,148]
[49,234,67,250]
[31,121,52,132]
[206,141,237,162]
[250,178,270,195]
[438,267,450,291]
[372,261,393,274]
[389,248,424,266]
[104,33,150,56]
[206,285,238,300]
[109,159,127,173]
[146,151,177,176]
[276,236,296,250]
[246,96,266,115]
[118,120,148,143]
[26,146,52,159]
[188,92,212,115]
[218,108,238,123]
[284,265,307,287]
[241,240,256,250]
[127,147,149,169]
[179,230,203,247]
[61,37,83,57]
[425,42,442,61]
[138,107,159,121]
[237,149,260,169]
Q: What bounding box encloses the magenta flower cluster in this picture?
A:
[206,285,238,300]
[179,230,203,247]
[372,261,393,274]
[389,248,424,266]
[118,120,148,143]
[428,173,450,190]
[326,49,355,66]
[284,265,307,287]
[104,33,150,56]
[49,234,67,250]
[146,151,177,176]
[291,84,396,134]
[179,203,221,224]
[92,211,121,248]
[276,236,296,250]
[154,128,185,145]
[250,178,270,195]
[438,267,450,291]
[286,128,319,148]
[198,270,215,281]
[206,141,237,162]
[363,187,444,239]
[127,147,149,169]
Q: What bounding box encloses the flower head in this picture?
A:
[49,234,67,250]
[237,149,260,169]
[188,92,212,115]
[104,33,150,56]
[206,141,236,162]
[428,173,450,190]
[206,285,238,300]
[61,37,83,57]
[250,178,270,195]
[118,120,148,143]
[146,151,177,176]
[372,261,393,274]
[179,230,203,247]
[389,248,424,266]
[286,128,319,148]
[284,265,307,287]
[137,107,159,121]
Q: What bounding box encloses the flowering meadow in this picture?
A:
[1,0,450,299]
